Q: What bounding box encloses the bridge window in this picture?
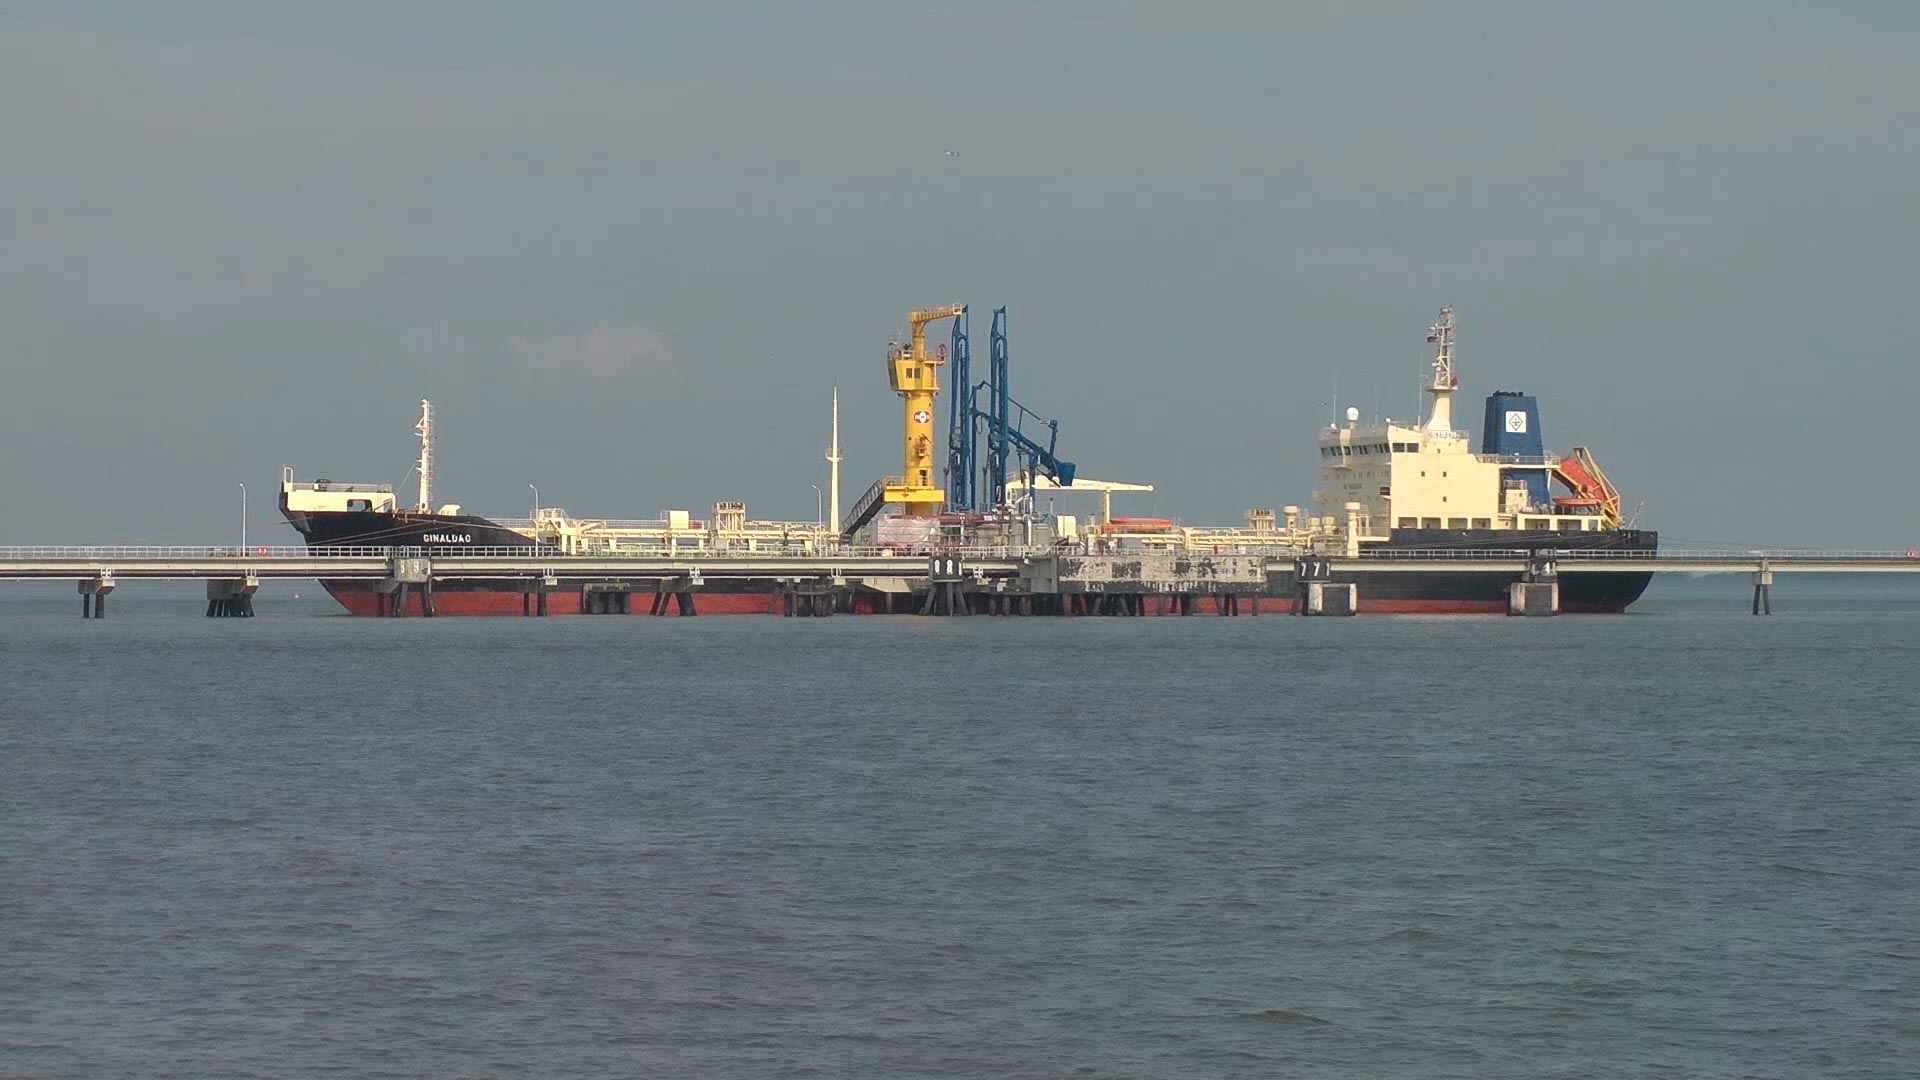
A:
[346,499,371,512]
[1471,517,1491,529]
[1420,517,1442,529]
[1557,519,1581,532]
[1398,517,1417,528]
[1447,518,1468,529]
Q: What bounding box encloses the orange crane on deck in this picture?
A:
[1552,446,1623,527]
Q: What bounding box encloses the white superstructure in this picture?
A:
[1311,308,1614,540]
[279,467,398,514]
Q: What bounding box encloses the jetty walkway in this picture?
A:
[2,545,1915,618]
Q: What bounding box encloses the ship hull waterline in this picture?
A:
[287,514,1657,616]
[313,569,1654,617]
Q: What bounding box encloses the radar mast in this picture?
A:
[1423,308,1458,434]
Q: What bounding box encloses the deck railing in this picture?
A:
[3,545,1914,564]
[0,545,1051,561]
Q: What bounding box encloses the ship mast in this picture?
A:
[1423,308,1458,434]
[825,387,842,537]
[415,398,434,512]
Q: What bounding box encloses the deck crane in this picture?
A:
[840,304,967,540]
[1552,446,1624,528]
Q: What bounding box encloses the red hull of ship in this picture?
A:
[320,582,898,616]
[318,584,1629,617]
[1352,599,1626,615]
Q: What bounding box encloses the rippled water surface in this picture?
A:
[3,578,1917,1078]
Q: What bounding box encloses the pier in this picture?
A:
[3,545,1918,618]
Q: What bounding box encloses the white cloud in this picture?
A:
[504,325,679,389]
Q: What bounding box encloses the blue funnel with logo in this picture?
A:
[1482,392,1549,507]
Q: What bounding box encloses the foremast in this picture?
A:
[414,399,434,512]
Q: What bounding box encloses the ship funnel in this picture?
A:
[1482,391,1548,507]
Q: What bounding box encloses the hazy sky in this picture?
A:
[3,2,1915,546]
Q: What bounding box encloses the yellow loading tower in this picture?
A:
[882,304,967,517]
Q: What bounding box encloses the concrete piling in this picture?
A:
[78,574,115,619]
[1752,569,1773,615]
[1304,582,1357,616]
[1508,581,1559,616]
[206,577,259,617]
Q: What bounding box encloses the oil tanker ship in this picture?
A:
[1290,309,1655,612]
[277,403,854,615]
[279,307,1653,615]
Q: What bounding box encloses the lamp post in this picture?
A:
[529,483,539,520]
[810,484,822,529]
[240,483,247,555]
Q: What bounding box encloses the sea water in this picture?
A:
[2,577,1915,1077]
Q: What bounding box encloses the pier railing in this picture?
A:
[0,544,1057,561]
[4,545,1916,566]
[1353,548,1920,562]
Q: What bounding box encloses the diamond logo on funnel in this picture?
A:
[913,409,931,424]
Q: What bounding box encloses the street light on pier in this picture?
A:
[529,483,539,520]
[240,483,247,555]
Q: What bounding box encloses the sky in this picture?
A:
[2,1,1916,547]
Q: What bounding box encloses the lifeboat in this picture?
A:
[1099,517,1175,534]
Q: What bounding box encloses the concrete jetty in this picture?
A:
[4,545,1917,618]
